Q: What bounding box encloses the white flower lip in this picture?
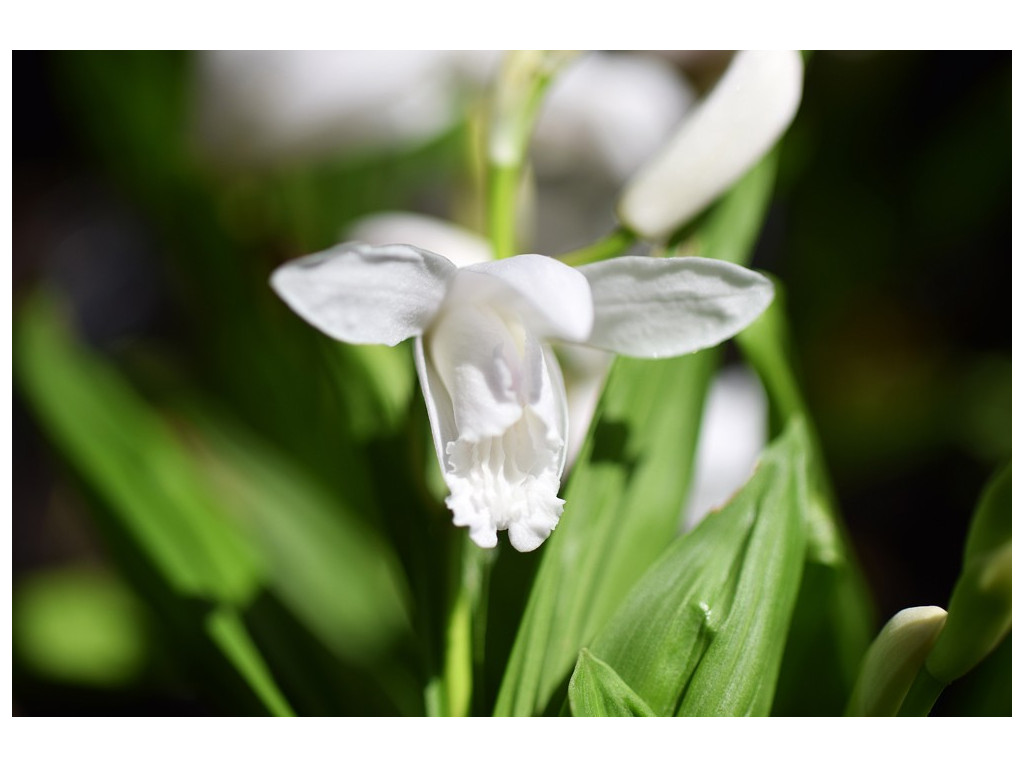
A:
[618,50,804,241]
[271,243,774,552]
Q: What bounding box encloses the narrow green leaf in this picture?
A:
[962,463,1011,567]
[736,283,876,714]
[15,294,263,605]
[206,607,295,717]
[320,340,416,441]
[589,419,809,716]
[693,148,779,265]
[494,149,780,718]
[568,650,655,717]
[926,465,1012,686]
[494,350,716,716]
[176,400,412,666]
[894,467,1011,717]
[14,293,295,714]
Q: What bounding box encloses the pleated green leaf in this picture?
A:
[494,152,779,717]
[568,649,656,717]
[736,283,876,714]
[588,419,809,716]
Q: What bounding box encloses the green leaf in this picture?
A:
[587,419,810,716]
[925,465,1011,685]
[963,463,1011,567]
[894,466,1011,718]
[15,294,262,605]
[206,607,294,717]
[175,400,412,666]
[321,340,416,441]
[736,282,876,715]
[569,650,656,717]
[494,147,780,718]
[14,293,294,715]
[494,350,717,717]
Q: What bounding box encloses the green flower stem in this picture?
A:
[560,227,637,267]
[487,51,577,259]
[488,163,520,260]
[440,541,496,716]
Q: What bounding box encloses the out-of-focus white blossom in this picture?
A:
[193,51,500,167]
[533,52,695,184]
[528,51,695,254]
[347,212,494,269]
[619,50,804,240]
[682,365,768,531]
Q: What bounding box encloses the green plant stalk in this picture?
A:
[488,163,521,260]
[560,227,637,266]
[486,51,577,259]
[440,542,496,715]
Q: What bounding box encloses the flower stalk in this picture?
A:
[487,51,577,259]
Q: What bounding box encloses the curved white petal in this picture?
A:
[618,50,804,240]
[418,302,569,552]
[345,211,494,268]
[580,256,774,358]
[461,253,594,343]
[270,242,456,346]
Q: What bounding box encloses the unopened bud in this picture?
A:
[846,606,947,716]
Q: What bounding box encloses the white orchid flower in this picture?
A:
[346,211,610,471]
[271,243,773,552]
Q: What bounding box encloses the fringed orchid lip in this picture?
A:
[272,243,773,551]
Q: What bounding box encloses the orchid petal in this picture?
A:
[580,256,774,358]
[618,50,804,240]
[270,243,456,346]
[461,253,594,343]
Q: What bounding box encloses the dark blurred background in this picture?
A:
[12,50,1011,715]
